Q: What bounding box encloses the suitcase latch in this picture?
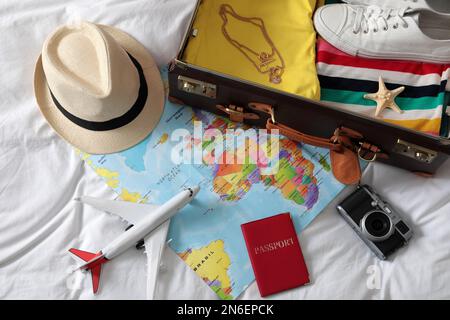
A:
[216,105,260,123]
[178,76,217,99]
[393,139,437,163]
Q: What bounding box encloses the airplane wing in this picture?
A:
[144,219,171,300]
[77,196,160,225]
[76,196,171,299]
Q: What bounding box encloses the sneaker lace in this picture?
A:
[352,5,411,34]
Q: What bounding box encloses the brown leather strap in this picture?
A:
[265,119,390,185]
[330,142,362,185]
[266,119,343,151]
[332,127,364,141]
[265,119,392,185]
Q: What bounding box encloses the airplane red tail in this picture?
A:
[69,248,108,294]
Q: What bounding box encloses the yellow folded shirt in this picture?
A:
[183,0,321,101]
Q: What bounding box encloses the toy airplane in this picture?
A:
[69,186,200,298]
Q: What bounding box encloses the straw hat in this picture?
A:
[34,21,165,154]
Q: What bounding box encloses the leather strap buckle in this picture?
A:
[357,142,382,162]
[248,102,276,124]
[216,104,260,122]
[358,146,378,162]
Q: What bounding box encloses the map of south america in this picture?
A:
[179,240,233,300]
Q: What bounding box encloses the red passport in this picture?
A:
[241,213,309,297]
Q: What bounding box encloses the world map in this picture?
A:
[77,69,345,299]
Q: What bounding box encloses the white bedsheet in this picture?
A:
[1,0,450,300]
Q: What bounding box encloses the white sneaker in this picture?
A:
[314,4,450,63]
[343,0,450,14]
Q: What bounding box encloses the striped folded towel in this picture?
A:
[316,38,450,136]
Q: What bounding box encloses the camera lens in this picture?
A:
[362,211,393,241]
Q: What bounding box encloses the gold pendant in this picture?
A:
[220,4,285,85]
[269,67,282,84]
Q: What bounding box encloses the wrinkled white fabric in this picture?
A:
[1,0,450,300]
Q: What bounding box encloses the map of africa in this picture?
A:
[77,69,345,299]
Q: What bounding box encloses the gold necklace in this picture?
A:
[219,4,285,84]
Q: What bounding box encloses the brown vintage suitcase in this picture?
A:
[168,0,450,179]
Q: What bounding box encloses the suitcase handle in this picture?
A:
[265,118,390,185]
[226,102,387,184]
[266,119,387,161]
[266,119,362,184]
[266,119,343,151]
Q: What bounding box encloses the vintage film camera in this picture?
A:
[337,185,413,260]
